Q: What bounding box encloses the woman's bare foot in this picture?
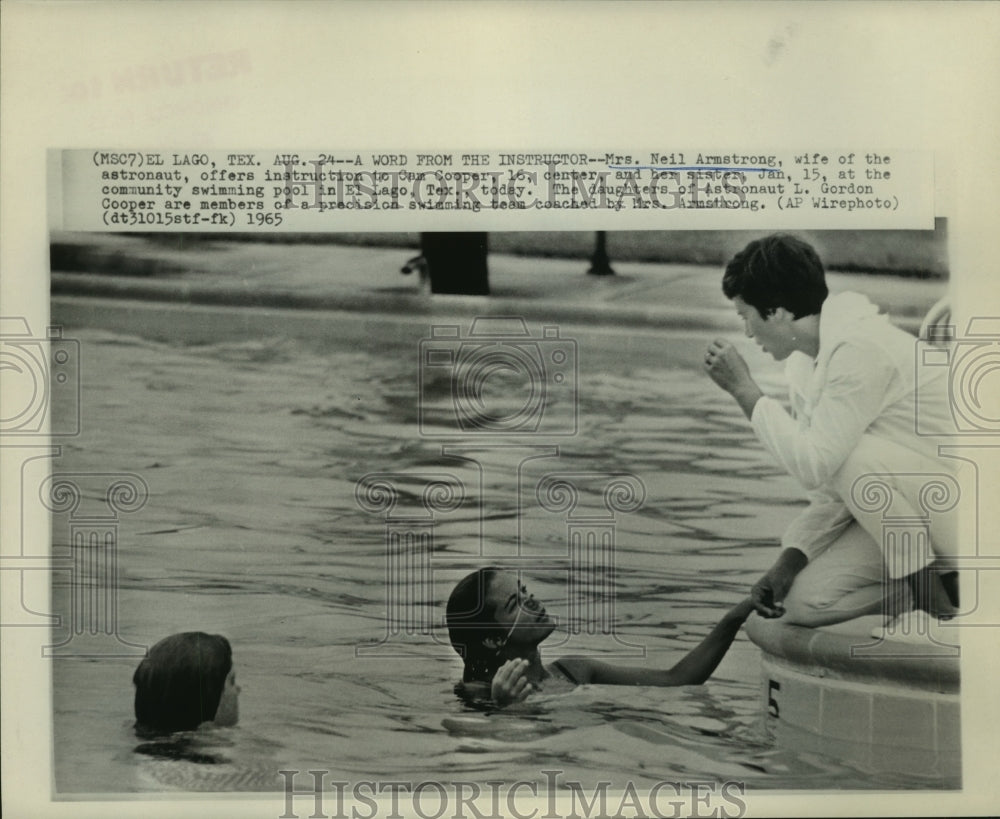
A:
[938,571,959,609]
[907,567,959,618]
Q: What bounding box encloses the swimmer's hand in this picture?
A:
[752,547,808,618]
[751,578,786,618]
[491,659,534,707]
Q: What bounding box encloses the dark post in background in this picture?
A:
[420,232,490,295]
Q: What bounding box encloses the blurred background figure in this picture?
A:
[401,232,489,295]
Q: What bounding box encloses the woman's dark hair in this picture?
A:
[722,234,828,319]
[446,568,506,683]
[133,632,232,735]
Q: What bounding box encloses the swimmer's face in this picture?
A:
[486,572,556,647]
[733,296,797,361]
[213,667,241,727]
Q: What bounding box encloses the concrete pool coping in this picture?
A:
[746,616,960,781]
[746,616,960,692]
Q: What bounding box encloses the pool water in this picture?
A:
[48,310,940,795]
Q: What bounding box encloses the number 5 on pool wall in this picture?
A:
[767,679,781,718]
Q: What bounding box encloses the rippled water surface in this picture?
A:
[49,319,936,795]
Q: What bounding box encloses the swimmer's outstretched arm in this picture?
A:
[558,597,754,687]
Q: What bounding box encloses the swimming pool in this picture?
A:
[48,297,956,795]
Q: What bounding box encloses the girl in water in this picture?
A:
[446,568,754,706]
[133,631,240,736]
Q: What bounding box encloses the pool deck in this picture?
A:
[49,233,947,335]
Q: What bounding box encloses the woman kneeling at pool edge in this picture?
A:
[446,568,753,707]
[704,233,959,626]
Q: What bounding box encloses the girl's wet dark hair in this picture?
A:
[722,234,829,319]
[446,568,506,683]
[133,632,232,735]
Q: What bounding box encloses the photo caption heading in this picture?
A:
[56,148,933,231]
